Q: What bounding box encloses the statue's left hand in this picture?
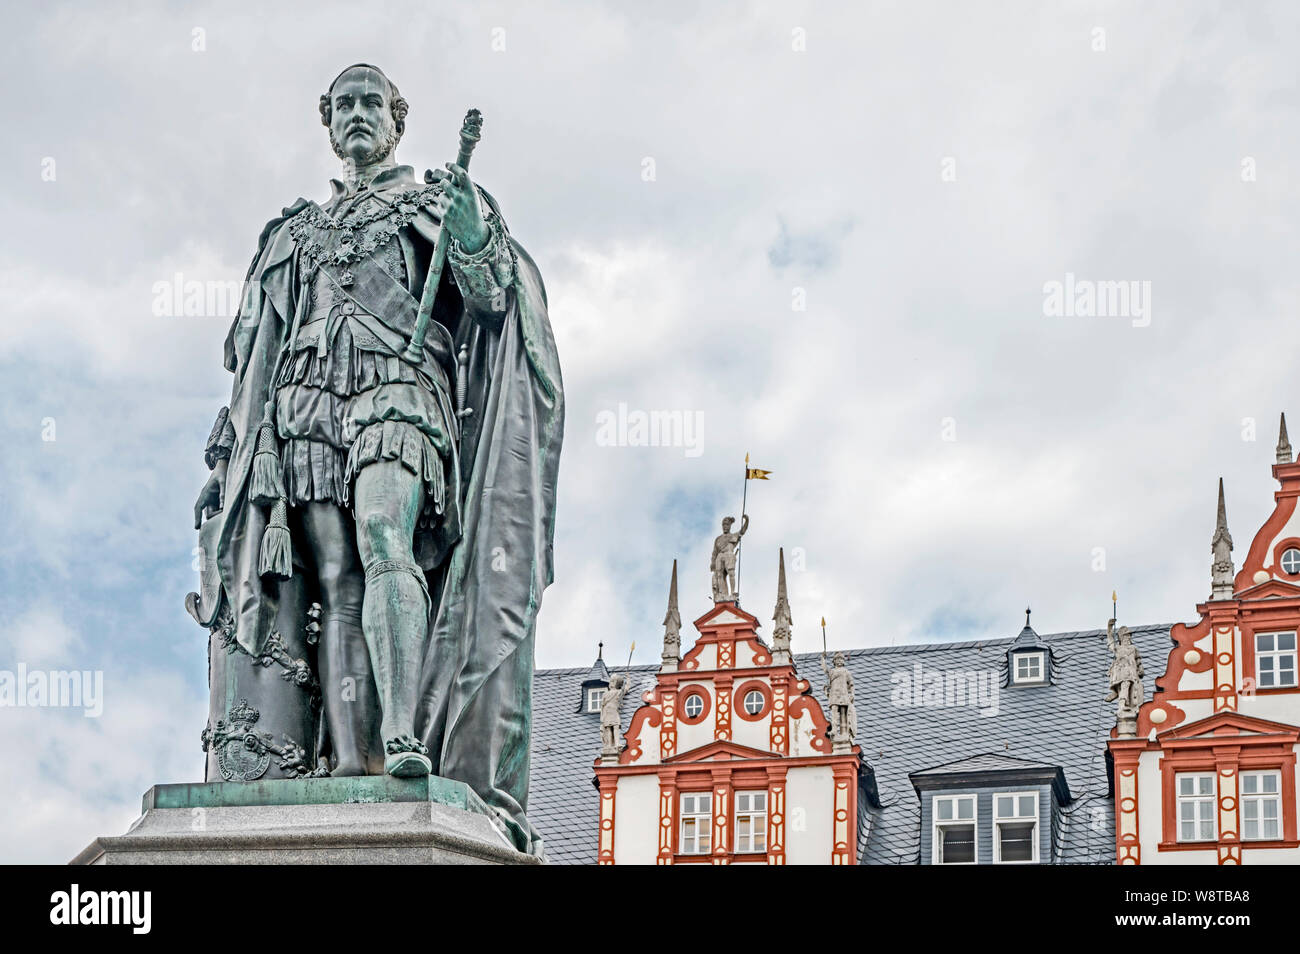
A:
[426,163,490,254]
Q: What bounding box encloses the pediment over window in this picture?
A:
[1158,710,1300,744]
[664,738,776,764]
[1227,578,1300,601]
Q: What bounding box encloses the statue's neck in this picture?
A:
[342,153,397,194]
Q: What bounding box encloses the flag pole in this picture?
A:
[736,453,750,601]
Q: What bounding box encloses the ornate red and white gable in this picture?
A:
[594,560,862,866]
[1111,420,1300,865]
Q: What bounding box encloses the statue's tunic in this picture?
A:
[275,177,458,539]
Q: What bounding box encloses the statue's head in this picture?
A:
[721,516,735,531]
[609,674,626,690]
[833,651,846,666]
[319,64,409,165]
[1118,626,1132,644]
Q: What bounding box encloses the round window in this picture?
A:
[684,694,705,718]
[1282,548,1300,575]
[743,689,765,715]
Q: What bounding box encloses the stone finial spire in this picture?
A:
[1278,413,1293,465]
[771,548,793,665]
[1211,478,1235,600]
[660,560,682,672]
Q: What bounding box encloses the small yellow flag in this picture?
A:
[746,468,772,480]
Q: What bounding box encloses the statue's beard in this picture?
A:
[330,125,399,167]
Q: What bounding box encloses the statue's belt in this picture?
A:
[296,256,454,369]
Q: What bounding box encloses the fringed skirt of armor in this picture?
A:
[273,320,455,521]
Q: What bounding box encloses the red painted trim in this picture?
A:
[1153,712,1299,858]
[1239,615,1300,697]
[1234,462,1300,592]
[1271,537,1300,578]
[596,773,618,865]
[734,679,773,722]
[788,692,833,754]
[636,755,860,865]
[620,704,661,764]
[677,684,712,726]
[1111,743,1143,865]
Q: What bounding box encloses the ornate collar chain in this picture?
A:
[289,182,442,285]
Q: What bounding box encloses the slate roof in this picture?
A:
[528,623,1172,865]
[910,752,1064,777]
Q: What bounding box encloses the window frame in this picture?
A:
[1282,548,1300,576]
[734,790,768,854]
[1254,631,1298,689]
[1175,772,1217,843]
[931,794,978,865]
[1011,651,1047,686]
[992,790,1039,864]
[678,792,713,855]
[1241,770,1283,842]
[586,687,605,713]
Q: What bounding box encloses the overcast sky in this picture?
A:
[1,0,1297,862]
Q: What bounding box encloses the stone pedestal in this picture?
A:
[72,775,541,865]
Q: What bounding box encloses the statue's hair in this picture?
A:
[318,63,409,139]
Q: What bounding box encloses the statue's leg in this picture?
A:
[295,503,383,776]
[353,459,431,778]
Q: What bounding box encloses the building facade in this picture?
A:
[1110,417,1300,865]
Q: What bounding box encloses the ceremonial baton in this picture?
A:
[402,108,483,422]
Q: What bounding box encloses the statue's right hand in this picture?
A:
[193,464,226,529]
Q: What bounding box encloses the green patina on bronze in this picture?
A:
[187,63,564,857]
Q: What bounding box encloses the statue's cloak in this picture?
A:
[213,190,563,854]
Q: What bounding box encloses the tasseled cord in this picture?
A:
[249,418,287,507]
[259,498,293,581]
[252,406,292,581]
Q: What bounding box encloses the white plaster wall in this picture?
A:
[1261,510,1300,571]
[628,706,660,765]
[612,775,660,865]
[789,713,820,757]
[785,765,834,865]
[676,682,715,753]
[1136,750,1166,862]
[1240,695,1300,725]
[686,644,718,671]
[732,711,769,752]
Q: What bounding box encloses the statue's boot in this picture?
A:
[362,559,433,778]
[318,610,384,776]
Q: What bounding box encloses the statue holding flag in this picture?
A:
[711,515,749,602]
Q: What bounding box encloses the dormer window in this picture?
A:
[994,792,1038,863]
[586,687,606,713]
[1006,608,1050,687]
[1012,651,1046,685]
[932,795,976,864]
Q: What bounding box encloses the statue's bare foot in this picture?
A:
[331,762,367,777]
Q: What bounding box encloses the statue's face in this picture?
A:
[834,653,845,666]
[328,67,398,164]
[722,517,734,531]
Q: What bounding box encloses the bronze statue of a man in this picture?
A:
[191,64,563,852]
